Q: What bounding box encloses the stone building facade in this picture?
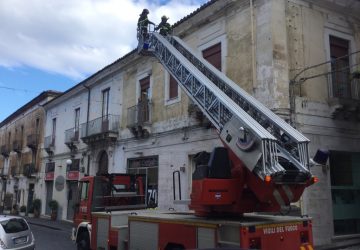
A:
[0,91,60,215]
[39,0,359,248]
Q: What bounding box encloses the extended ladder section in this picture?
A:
[139,32,311,184]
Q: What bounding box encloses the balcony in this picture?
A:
[44,135,55,155]
[1,145,10,157]
[65,128,80,152]
[80,114,119,144]
[12,140,23,154]
[27,134,39,150]
[10,166,20,178]
[23,163,36,178]
[328,71,360,119]
[127,100,151,138]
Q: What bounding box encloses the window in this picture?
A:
[138,76,150,123]
[202,43,222,71]
[74,108,80,140]
[51,118,56,145]
[330,151,360,235]
[0,218,29,233]
[139,76,150,101]
[169,76,178,100]
[80,181,89,200]
[330,36,351,98]
[102,88,110,119]
[36,118,40,135]
[67,159,80,172]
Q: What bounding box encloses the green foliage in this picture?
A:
[33,199,41,210]
[20,205,26,213]
[48,200,59,211]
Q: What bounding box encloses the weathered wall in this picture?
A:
[285,0,360,246]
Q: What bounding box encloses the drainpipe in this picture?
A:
[83,85,91,137]
[83,84,91,175]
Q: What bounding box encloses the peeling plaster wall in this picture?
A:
[285,0,360,246]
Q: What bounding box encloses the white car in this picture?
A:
[0,215,35,250]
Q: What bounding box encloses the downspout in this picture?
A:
[250,0,257,90]
[83,85,91,136]
[83,84,91,175]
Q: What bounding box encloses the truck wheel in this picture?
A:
[77,232,90,250]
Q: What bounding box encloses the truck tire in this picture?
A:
[77,232,90,250]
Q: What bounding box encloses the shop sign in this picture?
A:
[67,171,79,180]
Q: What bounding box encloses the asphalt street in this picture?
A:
[26,217,76,250]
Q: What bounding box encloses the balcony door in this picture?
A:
[138,77,150,123]
[102,88,110,132]
[330,36,351,98]
[51,118,56,146]
[74,108,80,140]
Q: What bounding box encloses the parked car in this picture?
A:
[0,215,35,249]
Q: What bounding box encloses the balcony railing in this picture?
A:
[11,166,20,177]
[23,163,36,177]
[1,145,10,157]
[12,140,23,153]
[65,128,80,144]
[44,135,55,154]
[127,100,152,127]
[80,114,119,138]
[27,134,39,149]
[329,65,360,100]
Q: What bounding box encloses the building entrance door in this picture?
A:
[26,184,34,215]
[45,181,53,215]
[66,181,78,221]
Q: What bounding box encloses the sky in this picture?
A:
[0,0,208,122]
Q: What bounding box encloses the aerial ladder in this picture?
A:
[138,31,317,216]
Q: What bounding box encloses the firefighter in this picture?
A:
[155,15,172,36]
[137,8,155,39]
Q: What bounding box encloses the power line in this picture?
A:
[0,86,40,93]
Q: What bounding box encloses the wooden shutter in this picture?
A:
[169,76,178,99]
[202,43,221,71]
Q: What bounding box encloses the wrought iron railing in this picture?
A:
[27,134,39,148]
[127,100,152,127]
[23,163,36,177]
[80,114,120,138]
[291,50,360,100]
[12,140,23,153]
[44,135,55,149]
[0,145,10,157]
[65,127,80,144]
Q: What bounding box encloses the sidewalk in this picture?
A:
[24,215,74,232]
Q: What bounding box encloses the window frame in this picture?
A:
[164,73,181,106]
[324,28,356,99]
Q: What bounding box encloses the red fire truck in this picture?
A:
[72,174,146,250]
[73,23,327,249]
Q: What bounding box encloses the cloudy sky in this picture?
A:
[0,0,208,122]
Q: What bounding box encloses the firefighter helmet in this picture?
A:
[161,15,169,20]
[142,8,149,14]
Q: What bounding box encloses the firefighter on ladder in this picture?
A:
[137,8,155,40]
[155,15,172,36]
